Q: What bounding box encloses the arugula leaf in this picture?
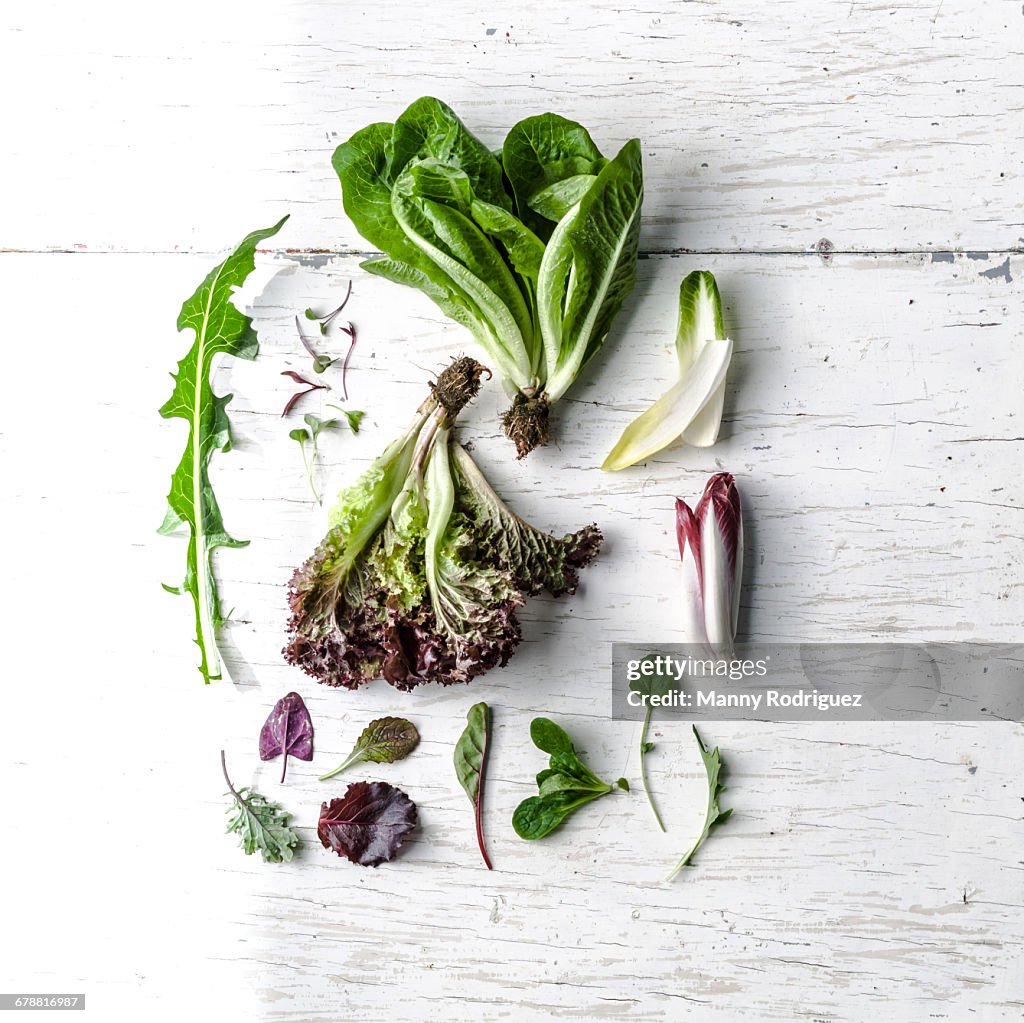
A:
[454,702,492,869]
[629,655,675,832]
[159,217,287,684]
[221,751,299,863]
[318,716,420,781]
[667,726,733,879]
[318,781,418,866]
[512,718,626,840]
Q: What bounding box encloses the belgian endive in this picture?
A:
[602,271,732,471]
[676,472,743,650]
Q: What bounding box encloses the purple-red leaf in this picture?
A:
[318,781,418,866]
[259,691,314,782]
[281,371,329,416]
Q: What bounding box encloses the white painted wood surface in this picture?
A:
[1,2,1021,1021]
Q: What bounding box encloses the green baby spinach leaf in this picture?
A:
[159,216,287,684]
[512,717,626,840]
[666,726,733,880]
[319,716,420,782]
[454,702,492,869]
[221,751,299,863]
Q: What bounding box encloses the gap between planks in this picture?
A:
[2,246,1023,258]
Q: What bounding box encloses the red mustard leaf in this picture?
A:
[318,781,418,866]
[259,691,314,782]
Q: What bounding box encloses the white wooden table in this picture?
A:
[2,2,1021,1020]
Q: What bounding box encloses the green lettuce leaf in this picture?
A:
[502,113,607,238]
[542,139,644,401]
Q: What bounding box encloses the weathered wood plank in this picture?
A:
[2,0,1022,254]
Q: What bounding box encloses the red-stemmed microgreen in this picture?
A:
[281,370,329,417]
[337,321,357,400]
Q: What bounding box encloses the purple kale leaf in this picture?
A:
[259,691,314,782]
[318,781,418,866]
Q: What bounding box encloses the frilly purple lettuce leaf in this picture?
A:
[318,781,418,867]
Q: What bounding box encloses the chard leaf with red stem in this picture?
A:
[454,702,493,868]
[258,692,314,782]
[318,781,418,866]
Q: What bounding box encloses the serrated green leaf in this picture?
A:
[667,726,733,879]
[159,216,287,683]
[222,751,299,864]
[225,787,300,863]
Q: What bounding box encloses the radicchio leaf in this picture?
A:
[318,781,418,866]
[259,692,314,782]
